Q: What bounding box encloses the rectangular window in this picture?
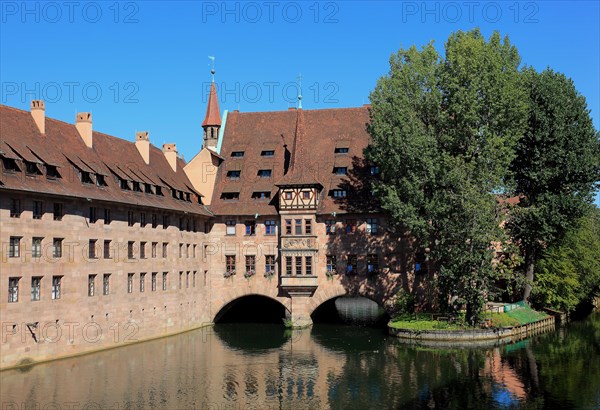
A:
[295,256,302,275]
[265,255,276,275]
[186,244,190,258]
[128,273,134,293]
[295,219,302,235]
[140,242,146,259]
[193,244,197,258]
[10,199,20,218]
[251,191,271,200]
[327,255,337,273]
[32,237,42,258]
[265,220,276,235]
[103,274,110,295]
[89,207,97,223]
[140,273,145,292]
[81,171,93,184]
[163,214,169,229]
[31,277,41,301]
[305,219,312,235]
[152,242,157,258]
[52,276,62,300]
[226,170,241,180]
[305,256,312,275]
[261,150,274,157]
[302,190,311,199]
[104,208,111,224]
[326,220,336,235]
[88,274,96,296]
[221,192,240,200]
[53,203,63,221]
[104,240,111,259]
[333,167,348,175]
[52,238,63,258]
[347,255,357,274]
[179,243,183,258]
[128,211,134,227]
[162,242,168,258]
[226,255,236,274]
[245,255,256,275]
[9,236,21,258]
[285,256,292,275]
[140,212,146,227]
[370,166,380,176]
[186,271,190,288]
[331,190,347,198]
[152,213,158,228]
[226,220,236,235]
[193,271,196,287]
[346,219,356,234]
[230,151,245,157]
[178,272,183,289]
[366,218,379,234]
[284,191,293,200]
[162,272,167,291]
[89,239,97,259]
[245,221,256,236]
[152,272,157,291]
[367,254,379,274]
[33,200,43,219]
[128,241,134,259]
[334,147,349,154]
[8,278,19,303]
[285,219,292,235]
[415,253,426,273]
[258,169,272,178]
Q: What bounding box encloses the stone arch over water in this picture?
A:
[213,293,291,323]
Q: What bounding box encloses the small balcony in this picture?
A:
[280,275,318,296]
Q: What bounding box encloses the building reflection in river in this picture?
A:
[1,316,599,409]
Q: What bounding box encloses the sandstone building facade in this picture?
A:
[0,82,431,369]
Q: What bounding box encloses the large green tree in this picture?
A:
[367,29,528,325]
[507,68,600,301]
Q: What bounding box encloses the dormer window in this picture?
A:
[120,179,130,190]
[96,174,107,187]
[258,169,272,178]
[330,189,347,198]
[334,147,349,154]
[171,189,177,199]
[25,161,42,175]
[133,181,142,192]
[261,150,274,157]
[221,192,240,200]
[155,186,163,196]
[144,183,153,194]
[185,192,191,202]
[2,157,19,173]
[227,170,241,180]
[333,167,347,175]
[231,151,245,158]
[252,191,271,200]
[46,165,60,179]
[178,191,185,200]
[81,171,93,184]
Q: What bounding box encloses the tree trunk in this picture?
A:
[523,246,535,302]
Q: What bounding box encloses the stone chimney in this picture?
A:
[135,131,150,164]
[30,100,45,134]
[163,143,178,172]
[75,112,93,148]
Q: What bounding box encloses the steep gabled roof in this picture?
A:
[209,106,374,216]
[0,104,211,216]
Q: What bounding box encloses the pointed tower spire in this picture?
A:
[203,56,221,150]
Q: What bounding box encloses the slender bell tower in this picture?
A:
[202,57,221,150]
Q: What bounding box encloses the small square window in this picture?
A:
[226,220,236,235]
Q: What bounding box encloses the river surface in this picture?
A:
[1,315,599,409]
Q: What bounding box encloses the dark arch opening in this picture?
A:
[311,296,390,327]
[214,295,287,324]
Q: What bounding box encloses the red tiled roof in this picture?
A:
[202,82,221,127]
[0,105,211,216]
[209,106,374,216]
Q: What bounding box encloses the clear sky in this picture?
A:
[1,1,598,203]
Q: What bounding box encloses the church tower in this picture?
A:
[202,66,221,150]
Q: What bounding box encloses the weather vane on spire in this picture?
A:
[208,56,216,82]
[296,73,303,109]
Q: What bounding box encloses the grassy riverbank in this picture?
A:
[389,305,550,331]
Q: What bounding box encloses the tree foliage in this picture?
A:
[366,29,528,325]
[506,68,600,301]
[531,206,600,312]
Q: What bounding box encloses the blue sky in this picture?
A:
[1,1,598,202]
